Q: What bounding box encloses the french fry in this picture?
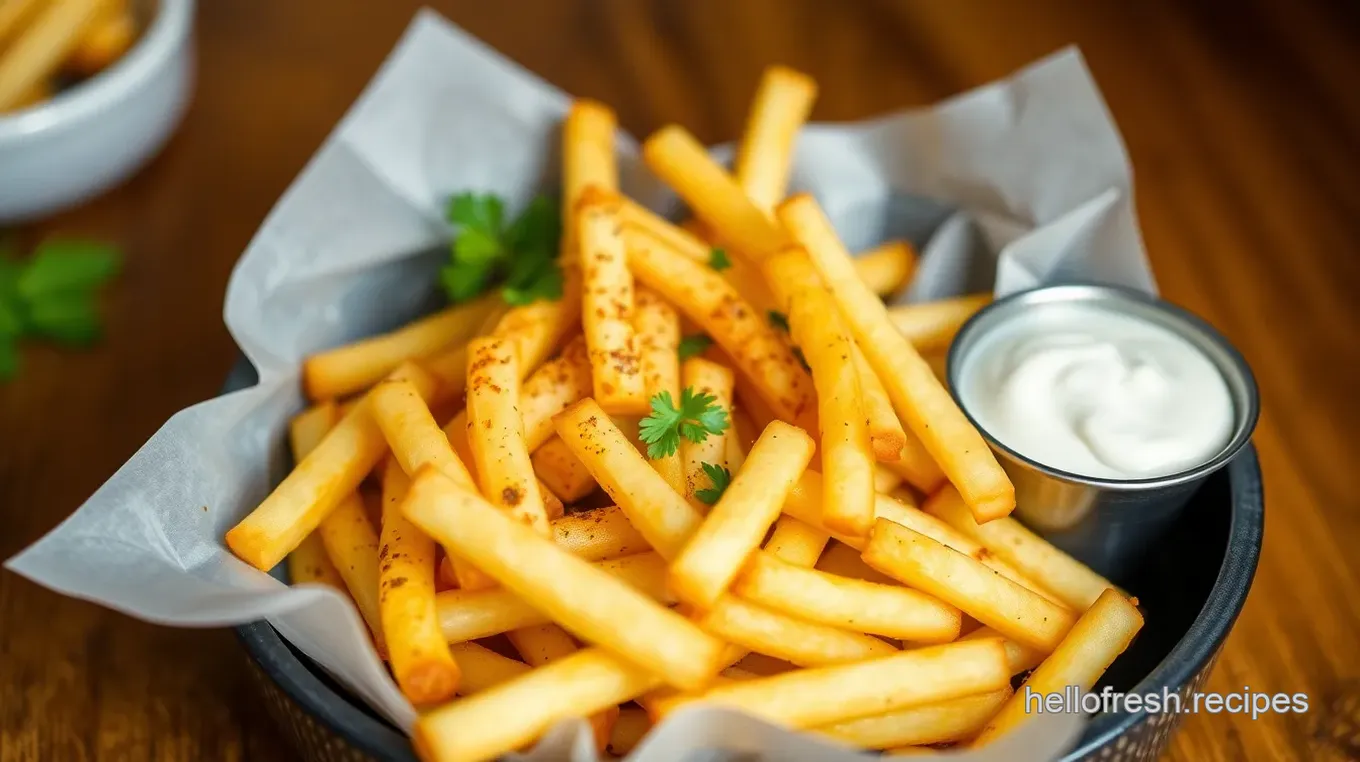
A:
[763,515,829,568]
[505,624,619,751]
[855,347,909,462]
[973,589,1144,746]
[777,194,1014,522]
[403,469,725,689]
[551,505,651,562]
[318,493,386,654]
[815,541,897,585]
[696,596,897,667]
[450,642,531,695]
[874,465,904,495]
[731,552,961,643]
[734,66,818,213]
[436,553,671,643]
[414,647,661,762]
[618,197,708,263]
[881,433,947,493]
[816,687,1011,749]
[378,461,460,705]
[641,126,791,263]
[578,192,648,413]
[862,519,1077,652]
[0,0,103,112]
[678,357,735,506]
[226,363,438,572]
[539,483,566,520]
[531,436,597,503]
[285,403,345,590]
[669,421,815,609]
[301,296,502,402]
[607,707,652,757]
[562,100,619,262]
[625,226,814,422]
[65,3,135,76]
[633,286,686,493]
[466,336,551,535]
[888,294,992,354]
[0,0,44,48]
[554,399,703,560]
[651,639,1010,729]
[853,241,917,298]
[518,336,592,451]
[960,627,1044,675]
[924,486,1117,611]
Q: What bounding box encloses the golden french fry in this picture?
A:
[422,345,470,407]
[696,596,898,667]
[874,464,904,494]
[318,494,386,654]
[888,294,992,353]
[403,469,725,689]
[855,346,909,462]
[0,0,44,47]
[734,66,817,213]
[0,0,102,112]
[466,336,551,535]
[862,519,1077,653]
[641,125,791,263]
[551,505,651,561]
[678,357,735,506]
[285,403,346,590]
[777,194,1014,522]
[436,553,672,643]
[562,100,619,262]
[624,226,814,422]
[414,647,660,762]
[853,241,918,298]
[816,687,1011,749]
[450,642,531,695]
[973,589,1143,746]
[226,363,437,572]
[554,399,703,560]
[578,192,648,413]
[379,461,460,705]
[519,336,593,451]
[924,486,1117,611]
[633,286,686,493]
[960,627,1044,675]
[607,707,652,757]
[732,552,961,643]
[763,515,829,568]
[64,4,135,76]
[880,433,947,493]
[531,436,597,503]
[814,541,897,585]
[617,197,708,263]
[651,639,1010,729]
[539,482,566,520]
[670,421,815,609]
[505,624,619,752]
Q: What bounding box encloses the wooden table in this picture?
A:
[2,1,1358,760]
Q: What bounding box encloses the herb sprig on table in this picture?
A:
[442,192,563,306]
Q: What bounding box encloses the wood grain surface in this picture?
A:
[3,1,1359,760]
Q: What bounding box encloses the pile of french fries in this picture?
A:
[0,0,137,113]
[226,66,1145,762]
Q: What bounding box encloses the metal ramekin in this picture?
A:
[946,284,1260,578]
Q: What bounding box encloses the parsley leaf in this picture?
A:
[677,333,713,361]
[638,387,730,459]
[695,462,733,505]
[444,192,562,306]
[767,310,790,331]
[708,247,731,271]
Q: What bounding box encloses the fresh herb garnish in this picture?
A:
[707,247,732,272]
[694,462,733,505]
[767,310,790,331]
[677,333,713,361]
[443,193,562,306]
[638,387,730,459]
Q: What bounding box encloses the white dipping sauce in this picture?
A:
[958,302,1234,480]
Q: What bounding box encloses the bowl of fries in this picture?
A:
[0,0,194,222]
[210,60,1265,762]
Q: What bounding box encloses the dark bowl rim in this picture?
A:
[228,362,1264,761]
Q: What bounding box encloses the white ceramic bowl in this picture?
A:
[0,0,195,222]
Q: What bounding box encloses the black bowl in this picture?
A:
[226,359,1264,762]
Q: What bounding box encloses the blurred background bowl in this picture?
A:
[0,0,194,223]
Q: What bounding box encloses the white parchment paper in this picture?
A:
[8,8,1152,760]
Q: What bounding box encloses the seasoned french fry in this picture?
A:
[697,596,898,667]
[562,100,619,262]
[732,552,961,643]
[853,241,917,298]
[531,436,597,503]
[607,707,652,757]
[421,344,470,406]
[670,421,815,609]
[816,687,1011,749]
[625,226,814,422]
[855,346,909,462]
[554,399,703,560]
[633,286,686,493]
[881,433,947,493]
[862,519,1077,652]
[0,0,103,112]
[318,493,386,654]
[226,363,438,572]
[404,469,725,689]
[436,553,671,643]
[735,66,817,213]
[763,515,829,568]
[888,294,992,353]
[641,126,791,263]
[578,192,648,413]
[539,483,566,520]
[450,641,531,695]
[0,0,44,48]
[414,647,661,762]
[302,296,502,401]
[973,589,1144,746]
[678,357,735,506]
[815,541,897,585]
[778,194,1014,522]
[466,336,551,535]
[961,627,1044,675]
[285,403,345,590]
[651,639,1010,729]
[379,461,460,705]
[505,624,619,751]
[551,505,651,561]
[618,197,708,262]
[924,486,1117,611]
[518,336,592,451]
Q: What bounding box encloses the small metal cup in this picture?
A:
[947,284,1260,579]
